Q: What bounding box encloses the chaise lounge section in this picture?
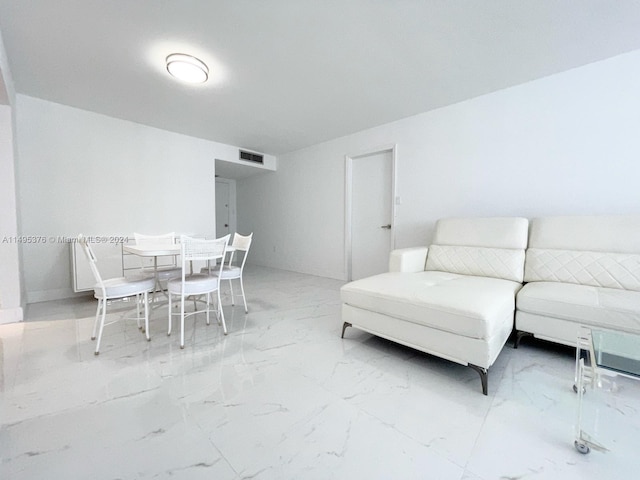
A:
[341,217,529,395]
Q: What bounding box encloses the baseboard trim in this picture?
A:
[26,287,78,304]
[0,307,24,324]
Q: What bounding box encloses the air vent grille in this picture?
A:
[239,150,264,164]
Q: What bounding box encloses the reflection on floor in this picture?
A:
[2,266,639,479]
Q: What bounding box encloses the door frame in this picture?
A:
[215,177,237,237]
[344,144,397,281]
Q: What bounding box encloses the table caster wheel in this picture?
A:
[574,440,590,454]
[573,384,586,394]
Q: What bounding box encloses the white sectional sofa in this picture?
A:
[515,215,640,347]
[341,217,529,395]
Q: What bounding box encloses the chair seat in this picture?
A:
[200,265,241,279]
[217,265,242,279]
[167,274,220,296]
[93,275,155,299]
[155,267,182,281]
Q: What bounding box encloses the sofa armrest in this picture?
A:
[389,247,429,273]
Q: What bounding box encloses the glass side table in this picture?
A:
[574,326,640,454]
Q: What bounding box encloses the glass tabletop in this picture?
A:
[591,329,640,378]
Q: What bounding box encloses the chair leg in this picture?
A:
[180,295,185,349]
[215,284,222,325]
[218,288,227,335]
[91,299,102,341]
[229,279,235,306]
[167,291,173,336]
[205,291,211,326]
[143,291,150,341]
[94,298,108,355]
[239,277,248,313]
[136,293,142,330]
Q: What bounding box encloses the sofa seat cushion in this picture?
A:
[517,282,640,333]
[340,271,522,340]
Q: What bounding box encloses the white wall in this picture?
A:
[0,105,22,322]
[238,49,640,281]
[15,95,253,303]
[0,28,22,324]
[0,27,13,105]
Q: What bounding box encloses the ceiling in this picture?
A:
[2,1,640,155]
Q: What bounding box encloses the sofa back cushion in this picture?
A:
[525,216,640,291]
[425,217,529,282]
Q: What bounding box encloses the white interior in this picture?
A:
[3,2,640,155]
[5,267,640,478]
[0,29,20,323]
[12,96,274,304]
[238,50,640,280]
[2,38,640,320]
[2,8,640,476]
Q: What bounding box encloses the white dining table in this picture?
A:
[122,240,236,334]
[123,243,180,303]
[123,242,236,295]
[123,243,181,258]
[124,243,236,258]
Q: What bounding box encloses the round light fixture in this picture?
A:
[166,53,209,84]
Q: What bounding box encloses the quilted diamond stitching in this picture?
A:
[426,245,525,282]
[524,248,640,291]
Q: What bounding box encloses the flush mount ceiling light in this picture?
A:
[166,53,209,84]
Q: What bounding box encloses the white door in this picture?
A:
[349,149,394,280]
[215,179,231,237]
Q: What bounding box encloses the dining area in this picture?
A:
[78,231,253,355]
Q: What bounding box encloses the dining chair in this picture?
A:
[218,232,253,313]
[167,234,230,348]
[78,234,155,355]
[133,232,182,284]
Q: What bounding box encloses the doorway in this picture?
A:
[215,177,236,238]
[345,145,397,281]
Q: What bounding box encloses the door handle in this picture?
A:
[380,224,392,229]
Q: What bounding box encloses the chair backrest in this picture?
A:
[134,232,179,268]
[180,234,230,278]
[229,232,253,269]
[77,234,105,293]
[425,217,529,283]
[232,232,253,251]
[134,232,176,245]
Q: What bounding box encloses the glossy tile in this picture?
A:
[1,266,639,479]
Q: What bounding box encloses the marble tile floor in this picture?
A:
[2,266,639,479]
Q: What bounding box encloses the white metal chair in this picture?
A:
[167,234,230,348]
[78,234,155,355]
[218,232,253,313]
[133,232,182,292]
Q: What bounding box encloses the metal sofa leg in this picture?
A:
[514,330,533,349]
[341,322,352,338]
[468,364,488,395]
